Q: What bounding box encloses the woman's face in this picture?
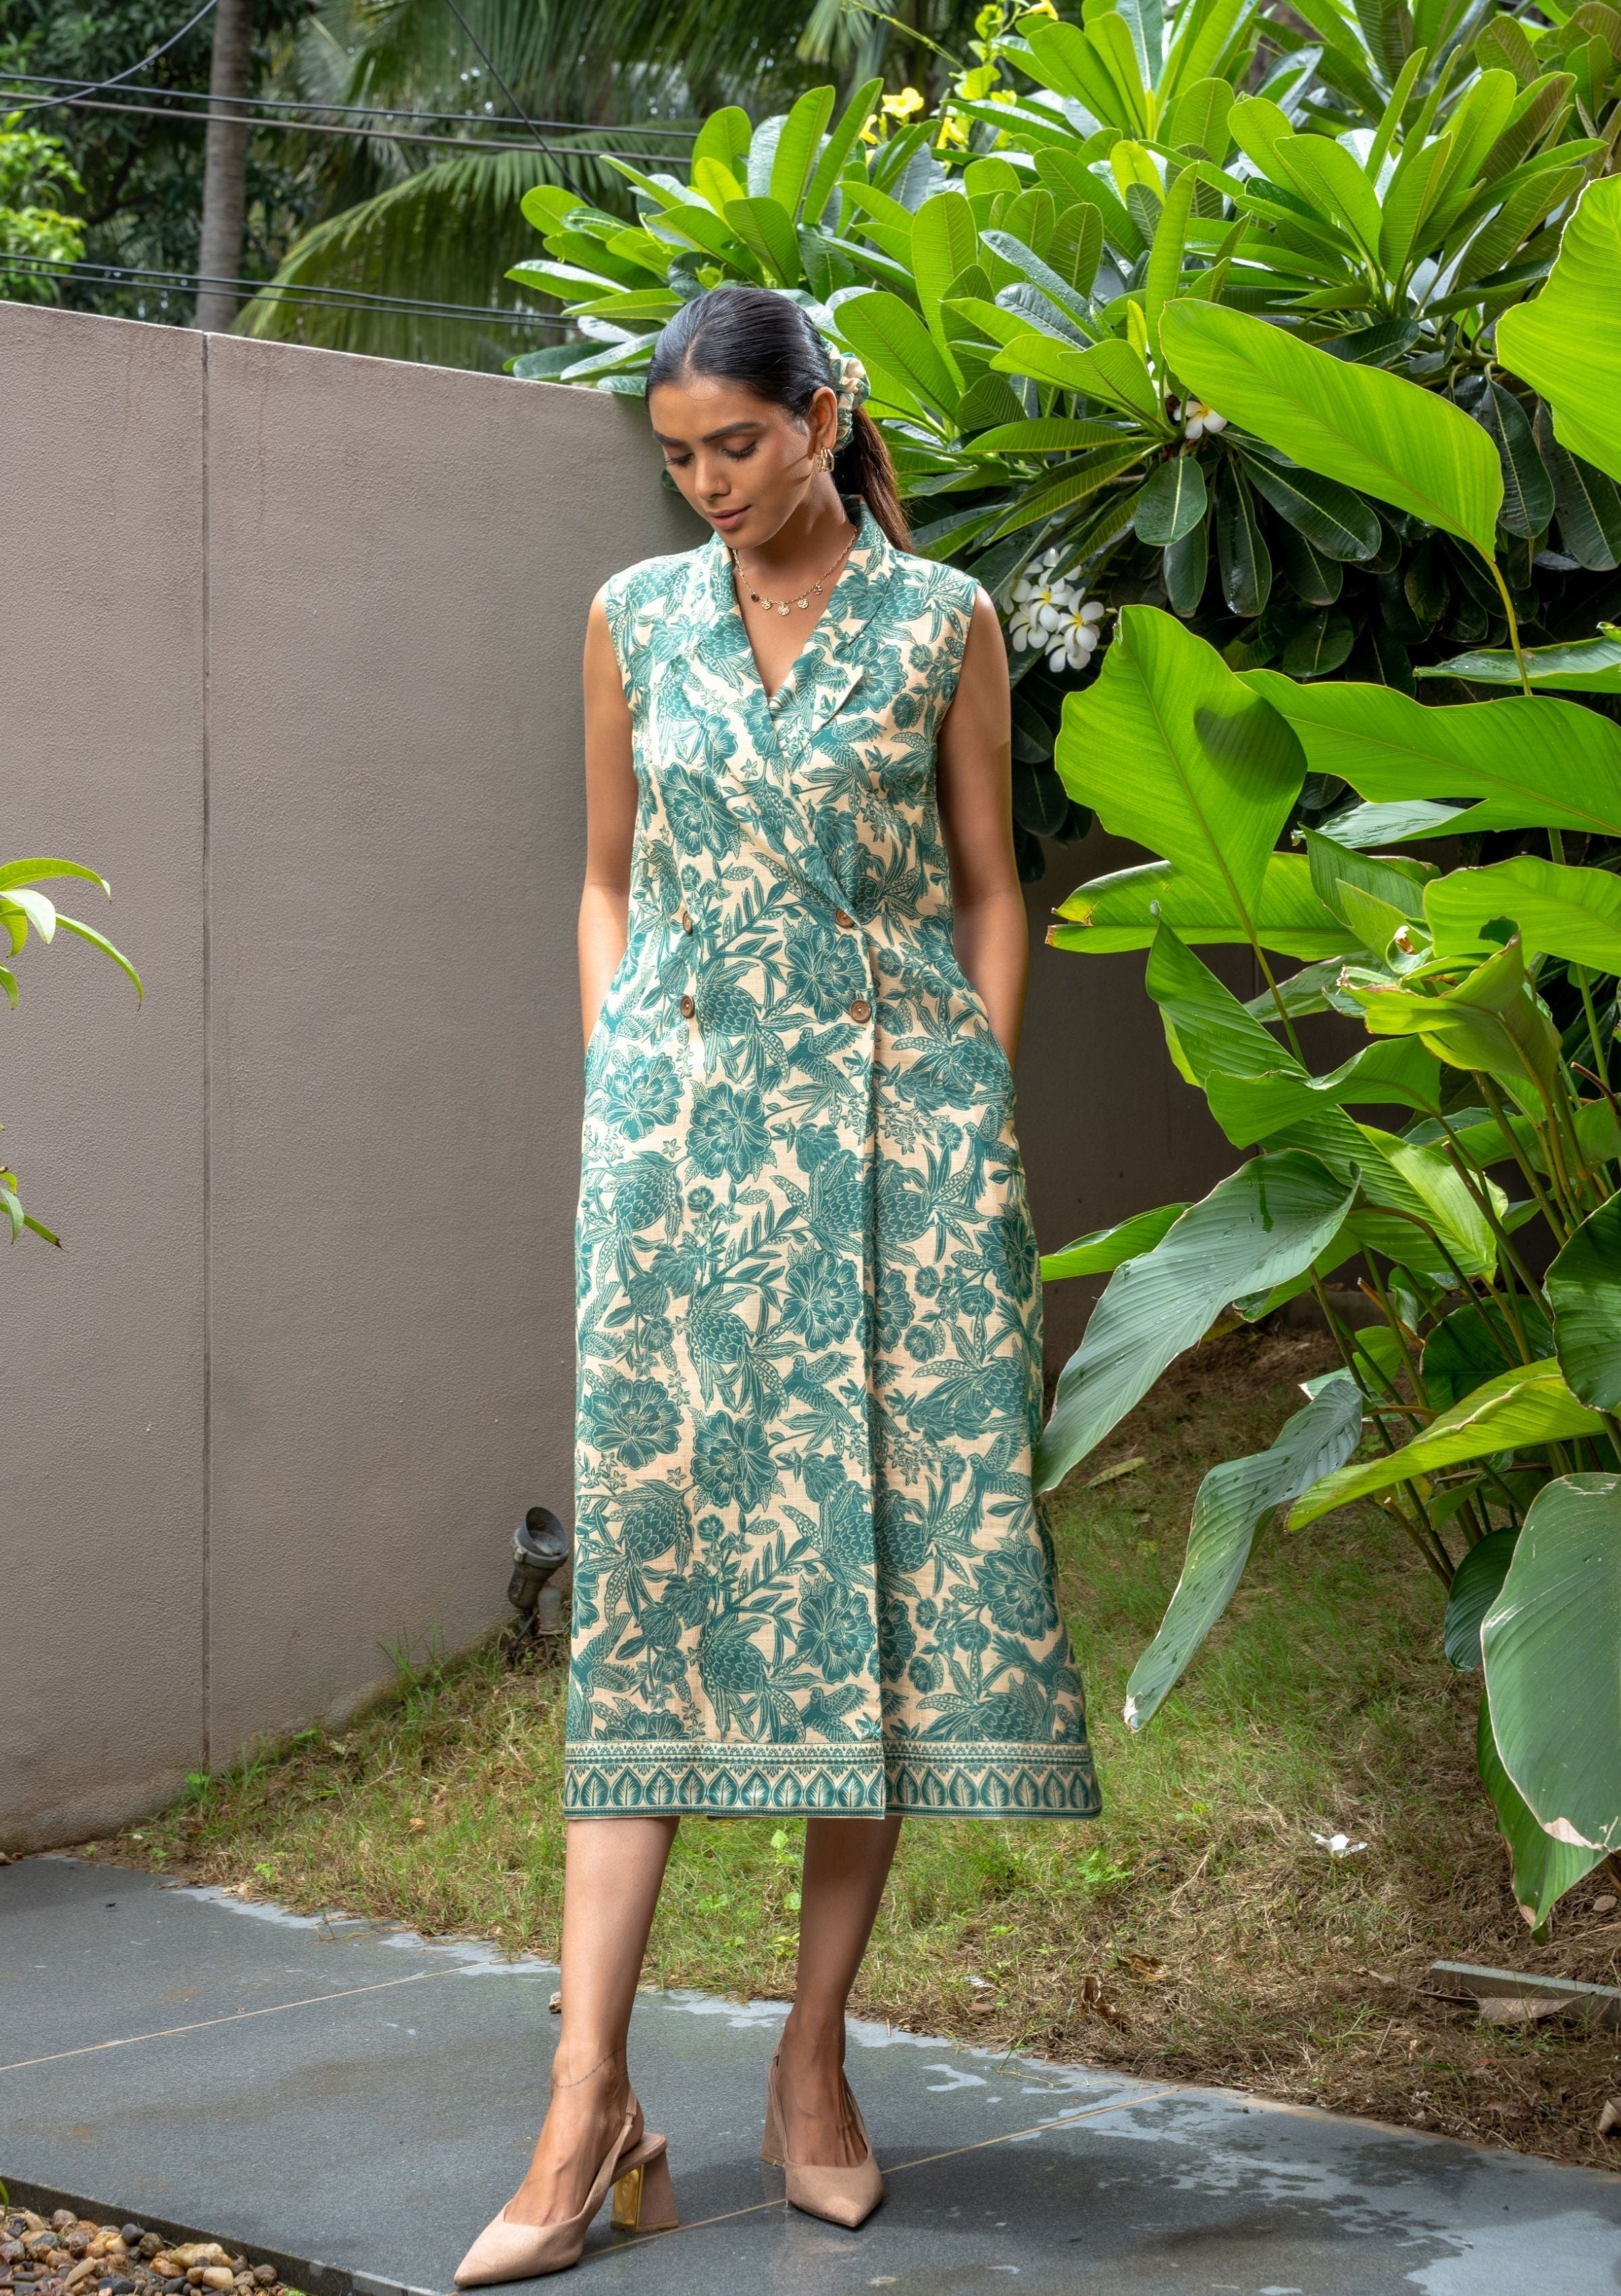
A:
[648,371,840,550]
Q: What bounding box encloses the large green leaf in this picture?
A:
[1423,1297,1552,1413]
[1416,633,1621,692]
[1135,454,1208,546]
[768,85,835,220]
[1483,1475,1621,1853]
[1161,302,1503,554]
[1055,607,1306,927]
[1497,175,1621,485]
[989,332,1164,425]
[1041,1201,1190,1282]
[1123,1372,1364,1729]
[1289,1361,1605,1528]
[834,291,960,419]
[1445,1530,1519,1671]
[1476,1690,1605,1927]
[1144,922,1303,1088]
[1426,856,1621,972]
[1035,1151,1359,1492]
[912,193,980,337]
[1347,935,1563,1113]
[1548,1196,1621,1412]
[1245,676,1621,841]
[1050,852,1355,958]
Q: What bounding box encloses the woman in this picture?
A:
[455,284,1100,2286]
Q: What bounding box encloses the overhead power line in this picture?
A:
[0,251,581,331]
[1,72,696,140]
[3,86,696,165]
[0,0,221,117]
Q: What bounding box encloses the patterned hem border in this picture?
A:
[563,1738,1102,1821]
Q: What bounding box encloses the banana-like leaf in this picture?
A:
[1483,1475,1621,1854]
[1497,175,1621,484]
[1423,1297,1553,1412]
[1145,922,1303,1087]
[1445,1530,1519,1671]
[1041,1201,1191,1282]
[1247,676,1621,841]
[1035,1150,1359,1492]
[1161,301,1503,554]
[1123,1371,1364,1729]
[1347,935,1563,1112]
[1425,856,1621,972]
[1416,633,1621,692]
[1476,1690,1605,1927]
[1314,803,1466,849]
[1055,607,1305,926]
[1548,1195,1621,1413]
[1289,1361,1606,1528]
[1049,851,1354,958]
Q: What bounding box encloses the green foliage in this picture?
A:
[519,1,1621,873]
[0,0,313,323]
[0,114,84,301]
[1037,191,1621,1910]
[0,857,141,1249]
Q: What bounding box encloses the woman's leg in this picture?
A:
[505,1815,679,2224]
[773,1814,903,2166]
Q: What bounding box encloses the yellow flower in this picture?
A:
[881,85,925,120]
[1020,0,1060,16]
[935,110,969,149]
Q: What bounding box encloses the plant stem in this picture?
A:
[1485,553,1535,696]
[1466,1080,1565,1244]
[1312,1274,1453,1580]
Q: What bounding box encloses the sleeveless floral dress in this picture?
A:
[565,501,1100,1823]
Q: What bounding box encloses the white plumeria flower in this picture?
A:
[1312,1831,1368,1858]
[1177,396,1227,442]
[1008,560,1079,653]
[1044,594,1107,673]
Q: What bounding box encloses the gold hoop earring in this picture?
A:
[819,445,836,473]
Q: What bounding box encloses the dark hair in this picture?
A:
[646,284,912,549]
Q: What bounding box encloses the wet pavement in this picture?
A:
[4,1854,1620,2294]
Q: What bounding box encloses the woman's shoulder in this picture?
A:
[885,538,983,623]
[599,540,712,617]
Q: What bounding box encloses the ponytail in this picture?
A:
[835,405,911,550]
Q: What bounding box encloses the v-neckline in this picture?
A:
[712,502,873,712]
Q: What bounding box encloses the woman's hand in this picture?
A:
[580,592,638,1053]
[934,589,1028,1073]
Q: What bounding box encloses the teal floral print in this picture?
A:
[566,501,1101,1821]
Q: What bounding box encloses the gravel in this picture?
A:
[0,2214,295,2296]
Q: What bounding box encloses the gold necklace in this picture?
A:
[730,526,856,617]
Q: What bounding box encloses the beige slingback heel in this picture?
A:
[454,2102,677,2284]
[761,2049,883,2229]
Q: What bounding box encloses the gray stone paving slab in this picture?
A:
[4,1855,1620,2295]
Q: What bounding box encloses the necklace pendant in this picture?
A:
[795,594,810,610]
[777,602,791,617]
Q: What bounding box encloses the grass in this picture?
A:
[95,1326,1621,2170]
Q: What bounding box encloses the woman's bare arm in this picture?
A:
[580,592,638,1052]
[934,588,1029,1070]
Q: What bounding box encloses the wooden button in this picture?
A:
[678,904,693,933]
[848,995,871,1023]
[679,993,696,1018]
[834,908,854,928]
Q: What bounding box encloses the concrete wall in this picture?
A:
[1,301,1230,1850]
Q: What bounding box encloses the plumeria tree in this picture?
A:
[511,0,1621,875]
